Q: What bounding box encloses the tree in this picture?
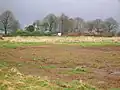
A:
[85,21,94,32]
[59,13,74,33]
[68,18,74,32]
[92,19,106,34]
[33,20,40,31]
[104,17,118,32]
[10,20,20,32]
[58,13,65,33]
[26,25,35,32]
[0,10,17,35]
[73,17,84,32]
[42,22,49,31]
[43,14,57,32]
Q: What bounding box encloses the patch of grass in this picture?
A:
[0,41,46,48]
[109,88,120,90]
[54,80,96,90]
[74,66,87,72]
[0,83,8,90]
[0,67,95,90]
[0,60,25,69]
[1,38,120,48]
[63,42,120,47]
[0,60,9,68]
[39,65,56,69]
[80,42,120,47]
[32,57,48,63]
[69,67,87,74]
[59,67,87,75]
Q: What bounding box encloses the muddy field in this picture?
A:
[0,44,120,90]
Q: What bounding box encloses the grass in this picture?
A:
[39,65,57,69]
[1,36,120,48]
[3,36,120,43]
[0,66,95,90]
[63,41,120,47]
[52,79,95,90]
[0,60,26,69]
[0,60,95,90]
[0,61,9,68]
[59,67,87,75]
[0,40,120,49]
[32,57,48,62]
[109,88,120,90]
[0,36,120,90]
[0,41,46,48]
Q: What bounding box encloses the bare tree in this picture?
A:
[0,10,15,35]
[59,13,73,33]
[74,17,84,32]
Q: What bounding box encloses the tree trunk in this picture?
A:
[4,27,7,35]
[49,24,52,32]
[5,28,7,35]
[49,22,54,32]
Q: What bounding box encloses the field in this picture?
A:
[0,36,120,90]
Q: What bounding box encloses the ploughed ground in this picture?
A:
[0,44,120,90]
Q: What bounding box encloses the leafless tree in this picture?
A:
[0,10,14,35]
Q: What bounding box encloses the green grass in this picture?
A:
[0,40,120,49]
[39,65,57,69]
[0,66,95,90]
[0,60,95,90]
[0,60,26,69]
[62,41,120,47]
[109,88,120,90]
[80,42,120,47]
[0,61,9,68]
[0,41,46,48]
[59,67,87,75]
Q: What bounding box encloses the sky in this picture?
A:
[0,0,120,28]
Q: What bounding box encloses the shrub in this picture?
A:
[101,32,114,37]
[11,30,53,36]
[26,25,35,32]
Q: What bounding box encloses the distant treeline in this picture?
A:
[0,10,120,37]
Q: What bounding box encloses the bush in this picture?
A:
[101,32,114,37]
[11,30,53,36]
[26,25,35,32]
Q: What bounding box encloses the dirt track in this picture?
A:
[0,45,120,90]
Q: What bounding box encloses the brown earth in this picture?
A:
[0,45,120,90]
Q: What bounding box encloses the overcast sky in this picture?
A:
[0,0,120,27]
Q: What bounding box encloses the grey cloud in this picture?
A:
[0,0,120,27]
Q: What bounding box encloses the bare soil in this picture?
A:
[0,45,120,90]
